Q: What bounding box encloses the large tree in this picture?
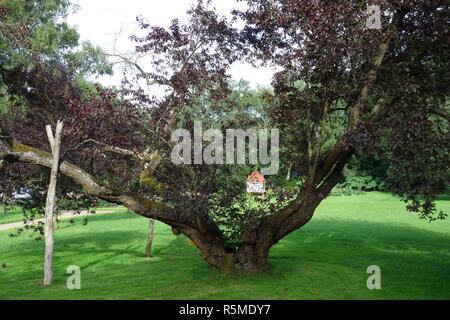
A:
[0,0,449,273]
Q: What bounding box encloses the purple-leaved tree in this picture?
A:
[0,0,448,272]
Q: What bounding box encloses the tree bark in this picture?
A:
[189,199,322,273]
[43,120,63,286]
[145,218,155,258]
[236,244,270,272]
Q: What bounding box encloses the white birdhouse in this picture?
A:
[246,170,266,194]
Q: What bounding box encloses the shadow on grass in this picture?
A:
[271,218,450,286]
[1,211,449,299]
[436,194,450,201]
[11,213,450,271]
[64,216,450,285]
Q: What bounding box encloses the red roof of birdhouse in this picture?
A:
[247,170,266,182]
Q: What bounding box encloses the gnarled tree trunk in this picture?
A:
[185,195,323,273]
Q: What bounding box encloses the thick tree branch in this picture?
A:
[0,139,179,223]
[313,37,392,186]
[0,138,231,269]
[257,35,395,249]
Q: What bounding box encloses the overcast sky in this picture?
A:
[67,0,275,89]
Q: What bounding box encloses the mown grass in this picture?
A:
[0,206,23,224]
[0,192,448,300]
[0,206,127,225]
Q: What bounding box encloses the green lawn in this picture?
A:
[0,206,128,224]
[0,192,449,300]
[0,206,24,224]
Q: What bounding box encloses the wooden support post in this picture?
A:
[2,191,7,215]
[43,120,63,286]
[145,219,155,258]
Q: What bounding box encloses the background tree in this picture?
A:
[0,0,112,115]
[0,0,112,232]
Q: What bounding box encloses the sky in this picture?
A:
[67,0,275,90]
